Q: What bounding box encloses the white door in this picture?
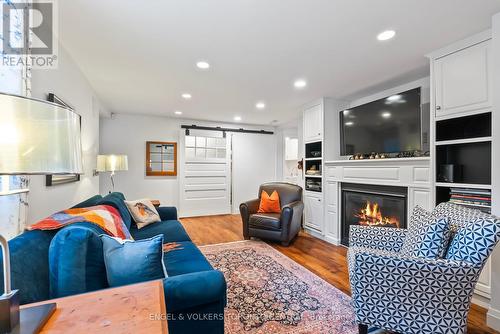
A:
[180,133,231,217]
[434,40,491,118]
[231,133,277,213]
[324,181,338,242]
[304,194,323,231]
[303,104,323,142]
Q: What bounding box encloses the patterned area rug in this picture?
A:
[200,240,357,334]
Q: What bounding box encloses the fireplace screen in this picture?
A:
[341,183,407,246]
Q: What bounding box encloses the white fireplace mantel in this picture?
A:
[317,157,432,246]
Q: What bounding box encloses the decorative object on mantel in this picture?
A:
[146,141,177,176]
[45,93,82,187]
[96,155,129,193]
[350,150,428,160]
[0,91,83,334]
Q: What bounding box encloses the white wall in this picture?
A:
[488,12,500,332]
[231,132,277,212]
[99,114,277,212]
[27,45,104,224]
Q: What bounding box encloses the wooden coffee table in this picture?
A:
[20,280,168,334]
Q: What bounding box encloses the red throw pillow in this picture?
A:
[258,190,281,213]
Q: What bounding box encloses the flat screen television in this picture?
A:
[340,87,422,155]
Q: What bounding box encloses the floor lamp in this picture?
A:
[96,154,128,193]
[0,92,83,333]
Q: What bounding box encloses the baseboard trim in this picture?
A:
[324,235,341,246]
[303,227,324,240]
[487,307,500,331]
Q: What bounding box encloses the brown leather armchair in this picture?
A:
[239,182,304,246]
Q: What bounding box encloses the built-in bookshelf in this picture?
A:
[434,112,492,214]
[305,141,322,192]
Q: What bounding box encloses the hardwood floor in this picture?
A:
[180,214,499,334]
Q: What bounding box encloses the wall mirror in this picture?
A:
[146,141,177,176]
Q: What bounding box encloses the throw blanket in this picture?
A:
[29,205,132,239]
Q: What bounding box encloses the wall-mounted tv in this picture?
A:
[340,87,422,155]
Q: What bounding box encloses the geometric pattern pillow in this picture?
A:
[446,217,500,267]
[400,205,433,256]
[413,217,450,259]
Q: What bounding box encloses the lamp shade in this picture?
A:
[96,155,128,172]
[0,92,83,175]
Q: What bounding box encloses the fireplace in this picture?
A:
[341,183,407,246]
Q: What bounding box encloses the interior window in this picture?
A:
[185,135,226,160]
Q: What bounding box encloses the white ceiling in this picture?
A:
[59,0,500,125]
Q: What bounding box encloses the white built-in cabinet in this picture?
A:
[434,39,492,118]
[303,104,323,142]
[301,98,344,239]
[428,30,494,304]
[324,181,339,244]
[304,192,324,231]
[285,137,298,161]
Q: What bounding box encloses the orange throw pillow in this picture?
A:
[258,190,281,213]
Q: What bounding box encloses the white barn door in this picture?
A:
[179,131,231,217]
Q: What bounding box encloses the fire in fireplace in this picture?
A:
[355,201,400,228]
[341,183,407,246]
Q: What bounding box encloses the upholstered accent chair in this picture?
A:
[348,202,500,334]
[240,182,303,246]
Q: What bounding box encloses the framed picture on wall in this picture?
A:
[45,93,82,186]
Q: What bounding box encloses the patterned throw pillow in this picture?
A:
[401,206,450,259]
[413,217,450,259]
[124,199,161,229]
[446,217,500,267]
[400,206,432,255]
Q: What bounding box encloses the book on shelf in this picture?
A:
[448,187,491,213]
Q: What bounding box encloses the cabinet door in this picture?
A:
[434,40,491,117]
[304,195,324,231]
[324,182,339,243]
[303,104,323,142]
[285,138,298,161]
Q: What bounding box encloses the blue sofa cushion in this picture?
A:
[1,229,57,304]
[157,206,178,221]
[101,234,167,287]
[71,195,103,209]
[163,241,213,277]
[97,193,133,230]
[130,220,191,243]
[48,222,108,298]
[163,270,226,312]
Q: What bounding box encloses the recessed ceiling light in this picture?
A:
[386,94,401,102]
[345,121,354,126]
[196,61,210,70]
[181,93,192,100]
[256,102,266,110]
[381,112,391,118]
[174,110,183,115]
[234,116,242,121]
[293,79,307,89]
[377,30,396,41]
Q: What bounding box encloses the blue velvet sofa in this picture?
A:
[0,192,226,334]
